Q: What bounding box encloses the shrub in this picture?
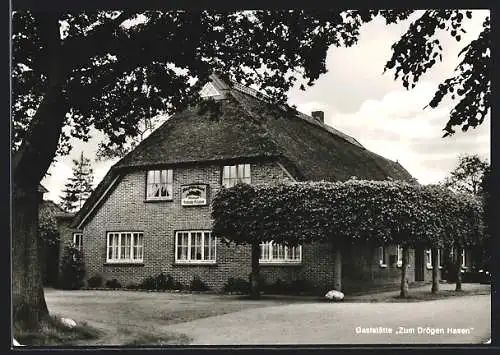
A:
[155,273,175,290]
[223,277,250,294]
[288,279,315,294]
[138,273,176,291]
[248,273,267,291]
[87,275,103,288]
[125,282,139,290]
[105,278,122,289]
[263,278,288,294]
[58,245,85,290]
[173,280,185,290]
[138,276,156,290]
[189,275,209,291]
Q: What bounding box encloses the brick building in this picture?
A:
[63,75,470,293]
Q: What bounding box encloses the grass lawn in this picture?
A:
[33,283,490,346]
[14,315,102,346]
[42,288,312,346]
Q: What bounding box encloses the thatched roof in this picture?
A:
[73,75,414,228]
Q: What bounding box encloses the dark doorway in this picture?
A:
[414,247,424,282]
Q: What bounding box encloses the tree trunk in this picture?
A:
[12,185,49,329]
[333,247,342,291]
[455,246,463,291]
[399,246,409,298]
[249,243,260,299]
[431,247,439,293]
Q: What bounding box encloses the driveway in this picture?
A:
[162,294,490,345]
[44,287,490,345]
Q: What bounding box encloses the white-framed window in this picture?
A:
[396,245,403,267]
[175,231,216,264]
[259,241,302,264]
[438,249,444,269]
[146,169,173,200]
[222,164,251,188]
[451,247,466,268]
[426,248,444,269]
[106,232,144,263]
[426,249,432,269]
[379,246,387,267]
[73,233,83,251]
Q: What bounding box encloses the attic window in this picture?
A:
[146,169,173,201]
[222,164,251,188]
[200,82,221,98]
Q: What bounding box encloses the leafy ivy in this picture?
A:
[211,180,484,249]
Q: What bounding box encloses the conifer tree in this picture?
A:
[60,152,94,212]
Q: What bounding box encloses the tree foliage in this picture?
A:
[383,11,490,136]
[59,152,94,212]
[95,114,170,160]
[442,154,490,195]
[12,10,490,167]
[38,201,61,246]
[211,180,484,249]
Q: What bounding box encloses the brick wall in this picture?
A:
[79,159,439,294]
[82,161,307,290]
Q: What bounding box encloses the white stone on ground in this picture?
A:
[325,290,344,301]
[60,317,77,328]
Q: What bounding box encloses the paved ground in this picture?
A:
[44,284,491,345]
[345,282,490,301]
[164,294,490,345]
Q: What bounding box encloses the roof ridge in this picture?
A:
[226,80,365,149]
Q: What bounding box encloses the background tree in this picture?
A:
[479,166,491,269]
[11,9,490,328]
[95,114,171,160]
[38,201,63,286]
[441,154,489,274]
[442,154,489,195]
[60,152,95,212]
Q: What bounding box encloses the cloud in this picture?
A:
[315,83,490,185]
[287,10,489,113]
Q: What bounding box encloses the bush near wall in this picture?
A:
[223,277,250,294]
[189,275,209,291]
[105,279,122,289]
[138,273,180,291]
[58,245,85,290]
[87,275,103,288]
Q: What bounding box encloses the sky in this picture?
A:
[41,10,491,204]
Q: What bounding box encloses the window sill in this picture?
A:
[174,261,217,266]
[144,199,173,203]
[104,262,144,266]
[259,261,302,266]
